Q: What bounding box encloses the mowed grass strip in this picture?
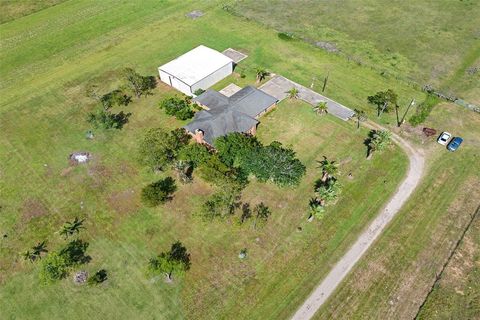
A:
[0,1,411,319]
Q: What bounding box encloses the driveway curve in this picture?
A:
[291,121,425,320]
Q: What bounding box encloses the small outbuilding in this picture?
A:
[158,45,233,96]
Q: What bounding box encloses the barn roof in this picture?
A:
[158,45,233,86]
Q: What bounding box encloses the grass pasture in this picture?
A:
[315,103,480,319]
[0,1,413,319]
[230,0,480,98]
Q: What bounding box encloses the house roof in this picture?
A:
[158,45,233,86]
[184,109,258,145]
[186,86,277,145]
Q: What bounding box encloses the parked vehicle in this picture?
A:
[437,131,451,145]
[447,137,463,152]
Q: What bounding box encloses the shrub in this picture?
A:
[160,96,195,120]
[408,94,440,126]
[87,109,131,129]
[88,269,108,285]
[100,89,131,110]
[278,32,294,41]
[194,88,205,96]
[141,177,177,207]
[199,189,241,221]
[39,252,69,284]
[124,68,156,98]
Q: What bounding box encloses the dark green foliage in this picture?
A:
[198,155,247,188]
[123,67,156,98]
[278,32,294,41]
[365,129,392,158]
[194,88,205,96]
[59,217,85,239]
[87,109,131,129]
[141,177,177,207]
[39,252,69,283]
[368,89,398,116]
[215,133,261,167]
[39,239,90,284]
[138,128,190,171]
[88,269,108,285]
[159,96,195,120]
[245,141,306,186]
[215,133,305,187]
[173,160,193,184]
[100,89,131,110]
[59,239,91,266]
[238,203,252,225]
[178,143,212,168]
[408,94,440,126]
[148,241,191,281]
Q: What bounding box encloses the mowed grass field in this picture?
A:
[230,0,480,100]
[0,1,414,319]
[0,0,67,24]
[315,103,480,319]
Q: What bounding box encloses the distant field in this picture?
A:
[0,0,67,24]
[315,103,480,319]
[0,1,410,319]
[229,0,480,99]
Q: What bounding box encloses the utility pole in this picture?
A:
[322,71,329,92]
[399,99,415,127]
[395,104,401,127]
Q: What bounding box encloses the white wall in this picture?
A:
[158,69,192,96]
[190,62,233,94]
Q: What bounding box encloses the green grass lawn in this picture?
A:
[230,0,480,98]
[315,103,480,319]
[0,0,67,24]
[8,0,471,319]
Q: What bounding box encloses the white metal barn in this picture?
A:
[158,45,233,96]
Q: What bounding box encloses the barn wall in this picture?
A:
[190,62,233,94]
[158,69,192,96]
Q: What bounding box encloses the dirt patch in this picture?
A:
[107,189,140,216]
[87,162,113,190]
[60,166,75,177]
[22,198,48,221]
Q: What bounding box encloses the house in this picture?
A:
[184,86,278,145]
[158,45,233,96]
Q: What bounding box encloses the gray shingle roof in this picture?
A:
[186,86,277,145]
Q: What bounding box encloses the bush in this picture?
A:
[160,96,195,120]
[39,252,69,284]
[408,94,440,126]
[59,239,91,266]
[194,88,205,96]
[87,109,131,129]
[88,269,108,285]
[278,32,294,41]
[199,189,241,220]
[100,89,131,110]
[141,177,177,206]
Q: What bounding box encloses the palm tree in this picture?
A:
[317,156,339,182]
[313,101,328,115]
[315,178,342,205]
[286,87,299,99]
[353,109,367,130]
[367,130,392,159]
[308,198,325,220]
[32,241,48,257]
[22,250,36,262]
[60,217,85,239]
[255,68,270,83]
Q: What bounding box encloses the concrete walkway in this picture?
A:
[291,121,425,320]
[259,75,355,121]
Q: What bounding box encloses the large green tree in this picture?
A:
[148,241,191,282]
[123,68,156,98]
[141,177,177,207]
[368,89,398,117]
[138,128,190,171]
